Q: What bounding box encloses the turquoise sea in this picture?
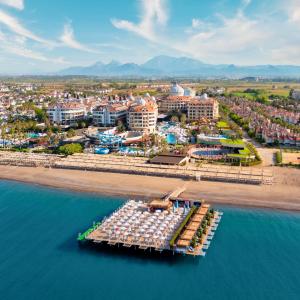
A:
[0,180,300,300]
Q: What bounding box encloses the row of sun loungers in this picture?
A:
[0,152,62,167]
[0,151,273,184]
[87,200,189,250]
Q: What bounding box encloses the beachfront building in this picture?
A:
[127,97,158,133]
[92,103,128,126]
[159,83,197,113]
[187,94,219,121]
[159,96,191,113]
[47,102,86,125]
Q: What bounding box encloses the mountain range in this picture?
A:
[57,55,300,78]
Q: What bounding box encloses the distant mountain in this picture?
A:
[58,60,157,76]
[57,55,300,78]
[142,55,207,72]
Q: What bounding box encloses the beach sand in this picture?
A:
[0,165,299,211]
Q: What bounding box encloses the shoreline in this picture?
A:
[0,165,299,212]
[3,177,300,214]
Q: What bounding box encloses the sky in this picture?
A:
[0,0,300,74]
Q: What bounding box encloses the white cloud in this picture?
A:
[111,0,300,65]
[191,18,202,29]
[182,2,300,65]
[287,0,300,24]
[0,9,54,46]
[0,30,67,64]
[111,0,168,41]
[242,0,251,9]
[0,0,24,10]
[60,22,98,53]
[187,13,267,56]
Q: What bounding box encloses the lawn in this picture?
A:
[216,121,230,129]
[229,88,290,100]
[238,148,251,155]
[220,139,245,148]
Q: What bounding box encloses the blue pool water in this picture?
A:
[166,133,177,144]
[193,149,229,156]
[27,133,42,139]
[119,147,142,154]
[0,181,300,300]
[94,147,110,154]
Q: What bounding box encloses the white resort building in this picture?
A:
[127,97,158,133]
[92,103,128,126]
[47,102,86,125]
[159,83,219,121]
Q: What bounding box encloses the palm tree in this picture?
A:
[1,124,7,148]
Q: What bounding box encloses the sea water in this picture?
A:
[0,180,299,300]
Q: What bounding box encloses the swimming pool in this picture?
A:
[166,133,177,145]
[94,147,110,155]
[193,149,229,156]
[119,147,143,155]
[27,133,42,139]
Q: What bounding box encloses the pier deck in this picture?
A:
[78,191,222,257]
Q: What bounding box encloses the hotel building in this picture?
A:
[187,95,219,121]
[47,103,86,125]
[127,98,158,133]
[159,83,219,121]
[159,96,191,113]
[92,103,128,126]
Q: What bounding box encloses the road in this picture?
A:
[242,132,278,167]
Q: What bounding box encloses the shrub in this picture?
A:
[169,206,197,247]
[58,143,83,156]
[275,151,282,164]
[67,129,76,138]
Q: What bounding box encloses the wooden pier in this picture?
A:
[78,188,222,257]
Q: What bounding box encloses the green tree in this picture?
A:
[58,143,83,155]
[35,108,47,123]
[180,113,187,125]
[79,121,86,129]
[117,120,126,133]
[171,115,179,123]
[201,126,211,135]
[67,128,76,138]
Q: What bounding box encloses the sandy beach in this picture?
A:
[0,165,299,211]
